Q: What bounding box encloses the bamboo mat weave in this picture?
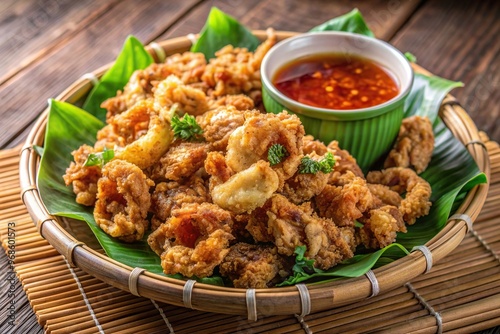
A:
[1,133,499,334]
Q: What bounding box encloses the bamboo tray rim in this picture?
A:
[18,30,491,318]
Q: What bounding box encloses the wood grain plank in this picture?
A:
[0,0,202,149]
[390,0,499,142]
[0,0,120,85]
[159,0,424,41]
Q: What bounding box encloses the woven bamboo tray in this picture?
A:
[18,31,490,318]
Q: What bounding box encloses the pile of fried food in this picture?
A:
[63,29,435,288]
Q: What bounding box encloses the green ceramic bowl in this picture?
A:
[261,32,413,171]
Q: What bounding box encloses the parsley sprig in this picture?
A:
[298,152,335,174]
[171,114,204,141]
[84,147,114,168]
[268,143,288,165]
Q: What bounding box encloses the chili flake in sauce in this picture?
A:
[273,54,399,110]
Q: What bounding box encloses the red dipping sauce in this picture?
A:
[273,54,399,110]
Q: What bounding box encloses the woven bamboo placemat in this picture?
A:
[1,132,499,334]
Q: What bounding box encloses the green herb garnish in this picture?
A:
[84,147,114,168]
[278,246,323,286]
[268,143,288,165]
[171,114,204,141]
[355,221,364,228]
[404,52,417,63]
[298,152,335,174]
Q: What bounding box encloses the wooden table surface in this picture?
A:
[0,0,498,333]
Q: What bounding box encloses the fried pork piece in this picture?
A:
[147,203,234,278]
[96,99,154,150]
[101,52,206,118]
[162,51,207,84]
[150,175,210,231]
[204,151,233,189]
[280,152,330,204]
[94,160,153,242]
[196,106,252,152]
[384,115,435,174]
[230,214,255,243]
[153,75,209,116]
[367,167,432,225]
[202,28,276,99]
[63,144,101,206]
[208,94,255,111]
[315,171,374,227]
[148,141,210,182]
[327,140,364,179]
[219,243,292,288]
[225,111,305,188]
[302,135,329,155]
[96,99,173,169]
[358,205,406,249]
[247,195,355,270]
[367,183,402,207]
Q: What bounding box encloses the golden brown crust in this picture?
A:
[315,171,375,227]
[367,167,432,225]
[220,243,291,288]
[147,203,233,278]
[63,144,101,206]
[384,115,435,174]
[148,141,210,182]
[94,160,153,242]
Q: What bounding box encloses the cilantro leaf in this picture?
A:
[268,143,288,165]
[278,246,323,286]
[298,152,335,174]
[171,114,204,141]
[84,147,114,168]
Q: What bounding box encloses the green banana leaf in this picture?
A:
[310,8,374,36]
[279,243,409,286]
[191,6,261,60]
[37,8,486,286]
[82,35,154,122]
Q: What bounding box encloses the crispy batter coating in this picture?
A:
[315,171,375,227]
[225,111,304,188]
[94,160,153,242]
[358,205,406,249]
[147,203,233,278]
[162,51,207,84]
[153,75,209,116]
[148,141,210,182]
[384,116,435,174]
[219,243,291,288]
[98,99,173,169]
[248,195,354,269]
[63,144,101,206]
[367,183,402,207]
[208,94,255,111]
[367,167,432,225]
[201,28,276,99]
[303,135,329,155]
[196,106,251,152]
[327,140,364,179]
[150,175,210,231]
[101,53,206,118]
[204,151,233,190]
[280,152,330,204]
[96,99,154,150]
